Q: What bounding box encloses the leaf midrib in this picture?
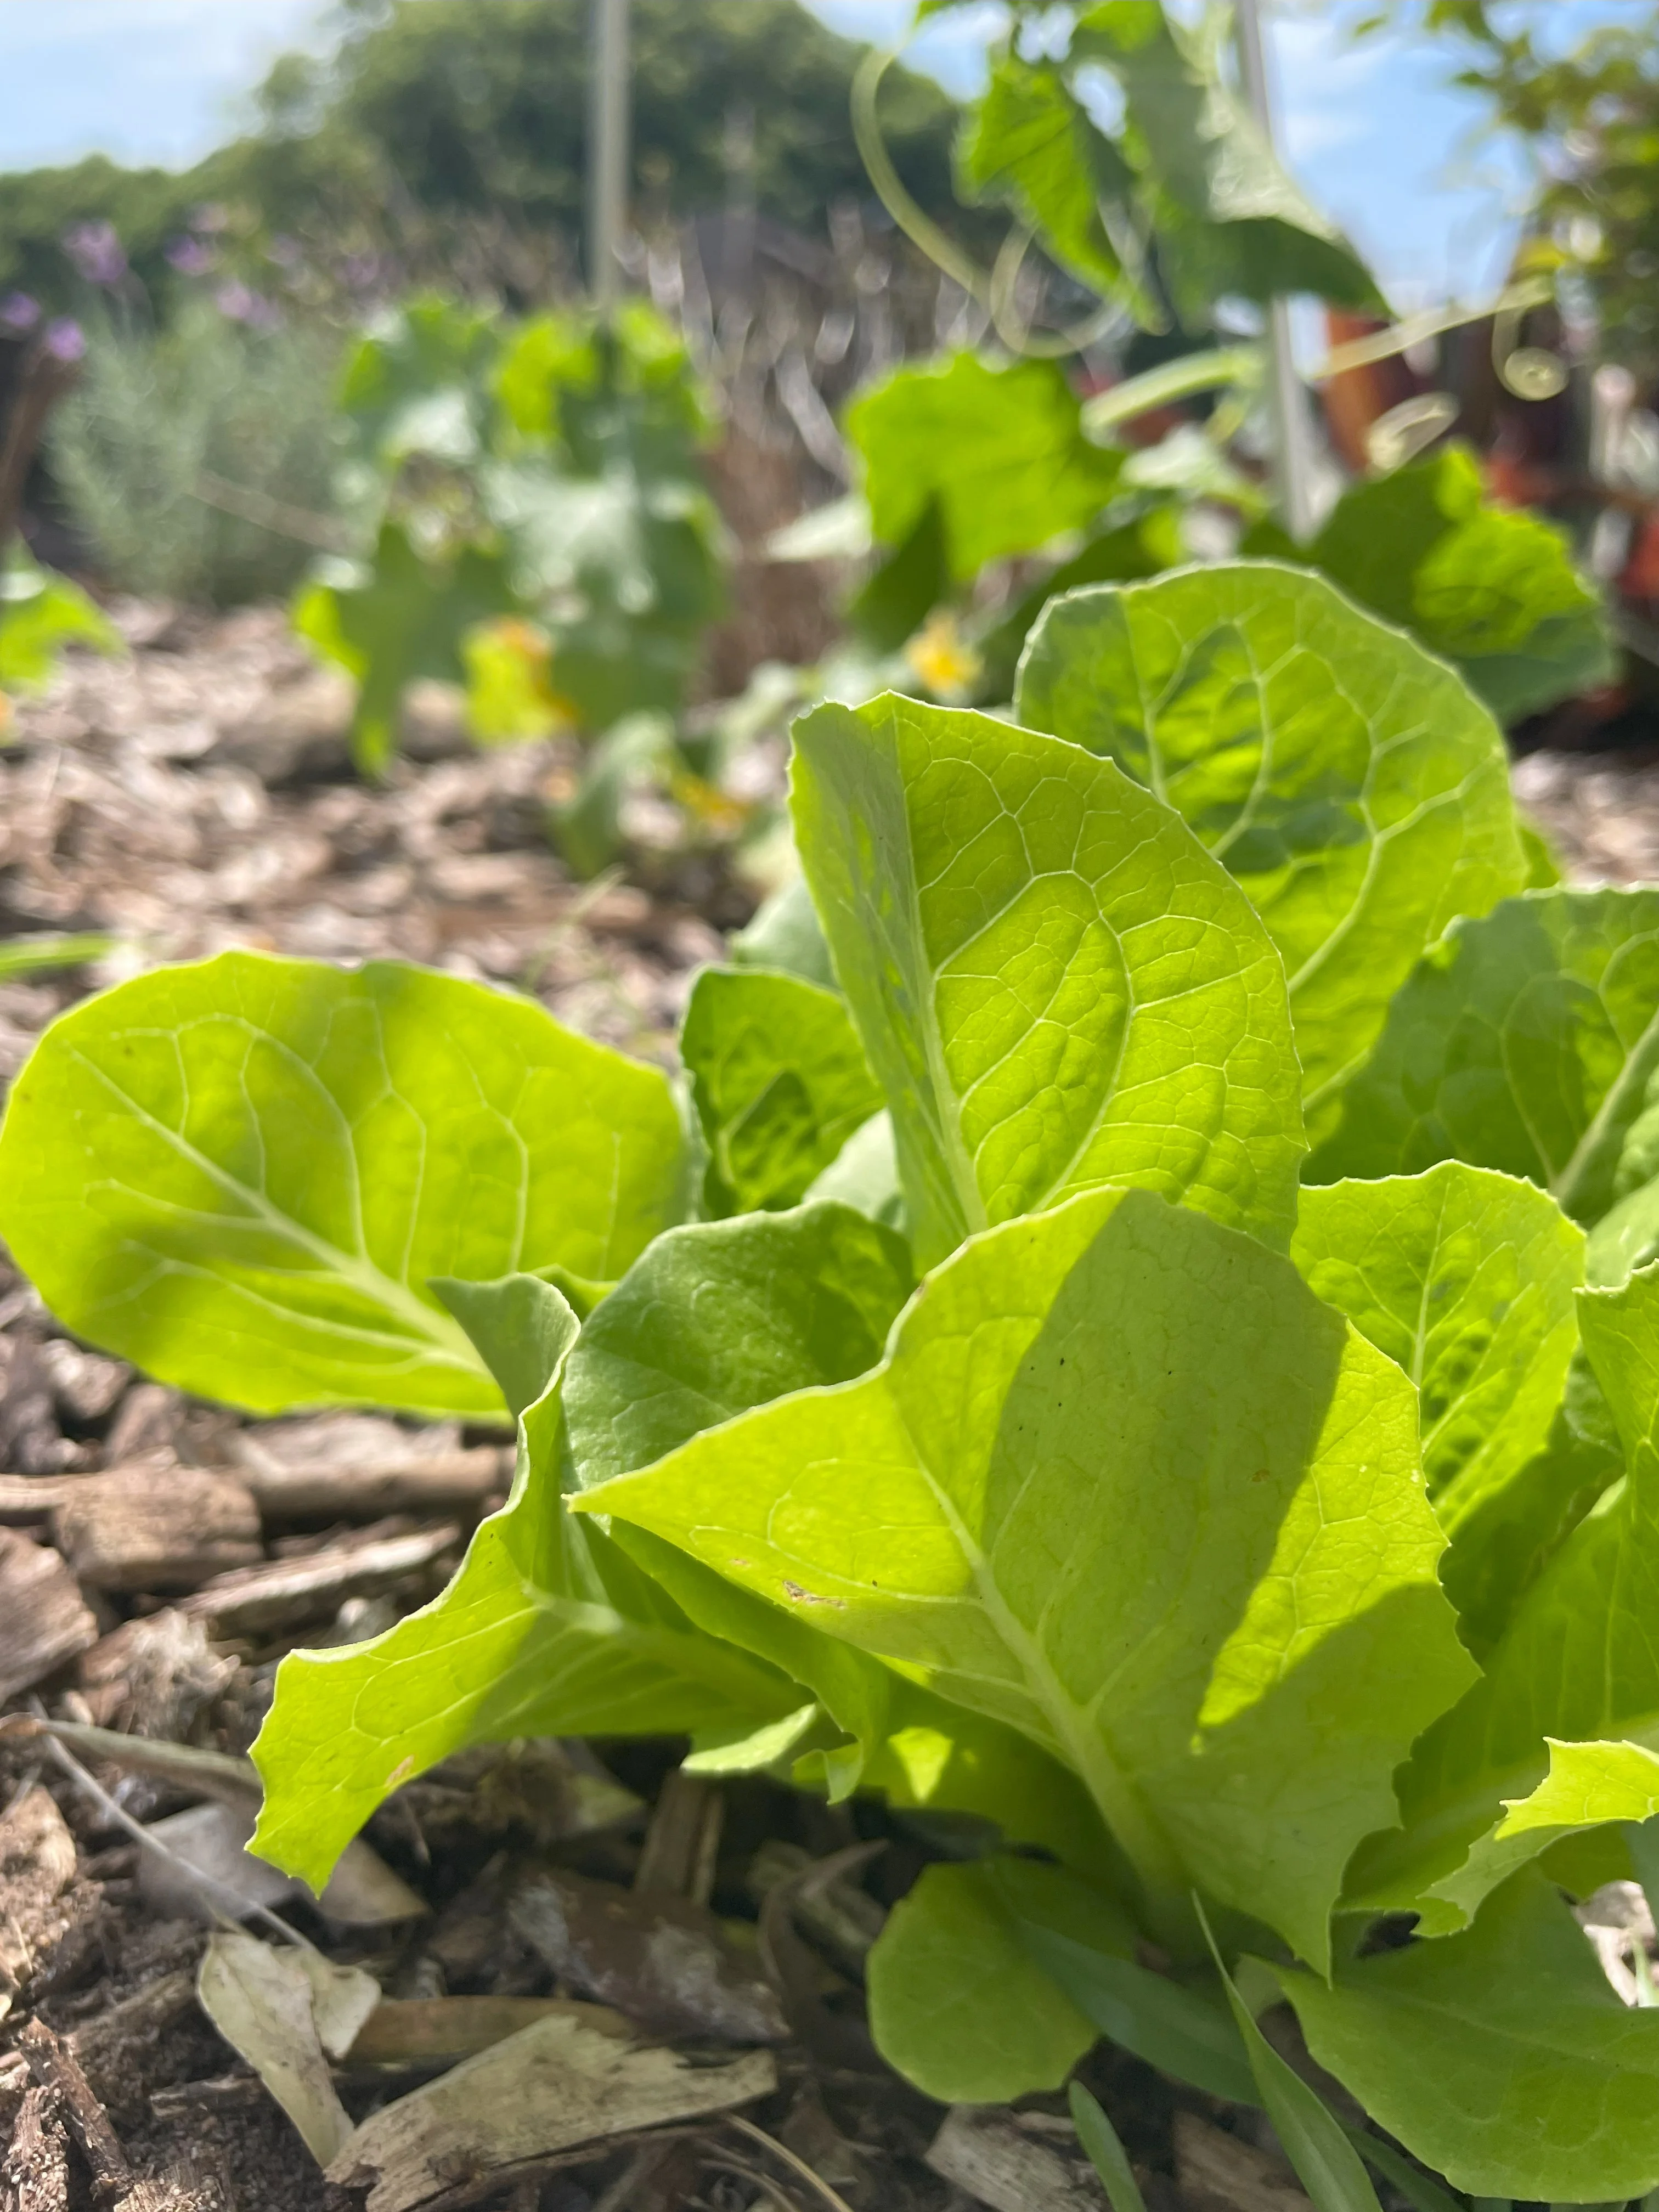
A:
[73,1041,485,1378]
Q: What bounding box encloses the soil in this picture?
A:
[0,611,1652,2212]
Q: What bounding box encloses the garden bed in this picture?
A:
[1,613,1655,2212]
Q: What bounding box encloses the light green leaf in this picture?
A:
[1198,1904,1384,2212]
[1278,1871,1659,2202]
[251,1272,797,1889]
[867,1855,1133,2103]
[959,54,1134,299]
[729,873,837,992]
[0,951,685,1419]
[1069,2083,1148,2212]
[802,1110,906,1234]
[0,556,122,695]
[1346,1263,1659,1933]
[679,967,883,1217]
[790,691,1306,1268]
[1435,1350,1624,1656]
[1015,563,1527,1138]
[1311,888,1659,1222]
[0,933,119,981]
[1498,1737,1659,1838]
[844,352,1124,583]
[578,1186,1474,1967]
[1309,446,1614,724]
[293,523,517,772]
[1290,1166,1584,1533]
[561,1199,1100,1857]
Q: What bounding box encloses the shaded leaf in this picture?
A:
[680,967,883,1216]
[1346,1263,1659,1933]
[867,1855,1133,2102]
[1291,1165,1583,1532]
[1278,1872,1659,2202]
[1308,445,1613,723]
[1018,1923,1256,2104]
[791,691,1306,1268]
[578,1185,1474,1968]
[1197,1906,1383,2212]
[1311,888,1659,1221]
[251,1272,797,1891]
[1070,2083,1149,2212]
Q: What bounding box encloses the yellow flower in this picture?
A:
[905,610,983,700]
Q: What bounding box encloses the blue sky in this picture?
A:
[0,1,1644,308]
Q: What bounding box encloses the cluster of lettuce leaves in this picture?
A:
[10,560,1659,2202]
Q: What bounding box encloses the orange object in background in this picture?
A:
[1319,311,1431,473]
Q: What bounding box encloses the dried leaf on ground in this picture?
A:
[1172,2114,1311,2212]
[326,2006,777,2212]
[509,1866,788,2044]
[927,2108,1108,2212]
[196,1932,379,2166]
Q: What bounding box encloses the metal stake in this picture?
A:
[1234,0,1317,540]
[588,0,631,313]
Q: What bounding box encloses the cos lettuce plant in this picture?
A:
[9,560,1659,2202]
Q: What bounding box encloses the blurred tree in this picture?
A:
[1377,2,1659,375]
[0,0,960,313]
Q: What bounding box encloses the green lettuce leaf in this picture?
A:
[1015,562,1528,1138]
[1311,888,1659,1219]
[1307,445,1614,724]
[1345,1262,1659,1932]
[790,691,1306,1268]
[679,968,883,1217]
[250,1272,798,1889]
[1498,1735,1659,1839]
[578,1185,1474,1966]
[1290,1166,1583,1533]
[0,951,686,1420]
[1277,1871,1659,2202]
[0,555,122,695]
[844,352,1124,583]
[867,1856,1134,2102]
[729,873,837,991]
[560,1201,1104,1864]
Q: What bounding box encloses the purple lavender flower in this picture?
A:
[43,319,86,364]
[340,252,385,294]
[0,292,41,336]
[62,219,127,287]
[166,235,218,276]
[213,280,279,328]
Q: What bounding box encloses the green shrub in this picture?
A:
[49,299,343,605]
